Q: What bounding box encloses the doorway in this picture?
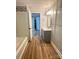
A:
[32,13,40,37]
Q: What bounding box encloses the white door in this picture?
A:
[16,12,30,38]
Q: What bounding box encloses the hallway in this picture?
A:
[21,37,60,59]
[16,0,62,59]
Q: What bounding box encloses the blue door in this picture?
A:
[36,16,40,31]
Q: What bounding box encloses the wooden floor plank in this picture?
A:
[21,37,61,59]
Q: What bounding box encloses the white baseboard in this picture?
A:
[51,41,62,58]
[16,37,29,59]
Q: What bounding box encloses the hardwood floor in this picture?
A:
[21,37,61,59]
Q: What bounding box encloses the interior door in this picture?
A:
[16,12,30,38]
[36,16,40,31]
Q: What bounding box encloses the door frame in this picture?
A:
[31,12,41,37]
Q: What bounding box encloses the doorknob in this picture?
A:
[28,28,31,29]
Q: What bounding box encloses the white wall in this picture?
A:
[51,0,62,54]
[40,11,48,29]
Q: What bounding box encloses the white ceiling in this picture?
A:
[16,0,57,12]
